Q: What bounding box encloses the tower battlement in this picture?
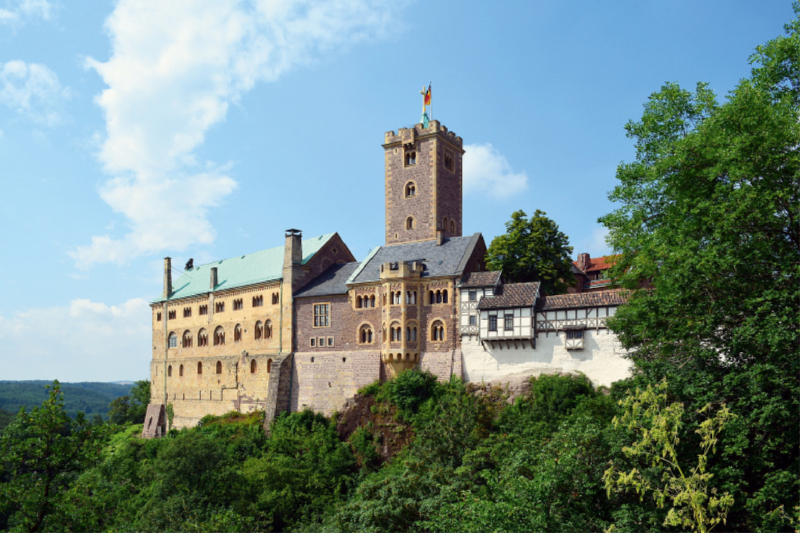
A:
[383,120,463,147]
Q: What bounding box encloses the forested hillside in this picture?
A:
[0,381,133,419]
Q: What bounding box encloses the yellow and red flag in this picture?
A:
[424,84,431,106]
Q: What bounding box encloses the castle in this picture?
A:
[143,117,631,437]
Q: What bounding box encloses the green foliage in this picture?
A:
[0,408,14,431]
[485,209,575,294]
[107,380,150,425]
[604,381,735,533]
[599,6,800,529]
[0,381,109,532]
[0,381,133,418]
[378,369,438,418]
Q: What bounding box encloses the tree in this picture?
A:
[599,6,799,529]
[604,381,735,533]
[107,380,150,425]
[485,209,575,294]
[0,381,107,532]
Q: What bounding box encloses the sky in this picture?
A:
[0,0,794,382]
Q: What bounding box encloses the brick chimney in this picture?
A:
[577,252,590,272]
[436,229,445,246]
[162,257,172,299]
[210,267,218,289]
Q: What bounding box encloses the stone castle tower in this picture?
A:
[383,120,464,245]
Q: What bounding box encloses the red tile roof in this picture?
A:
[477,282,540,309]
[573,254,619,273]
[460,270,502,288]
[538,289,627,310]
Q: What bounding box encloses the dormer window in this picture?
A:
[405,151,416,166]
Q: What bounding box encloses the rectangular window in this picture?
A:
[233,298,243,311]
[168,310,176,320]
[215,302,225,313]
[272,292,279,305]
[469,315,477,326]
[183,307,191,318]
[253,295,263,307]
[313,304,330,327]
[489,315,497,331]
[199,305,208,316]
[310,338,316,347]
[156,312,162,321]
[327,337,334,347]
[469,290,477,302]
[505,314,514,331]
[318,337,325,347]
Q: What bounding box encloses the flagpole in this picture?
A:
[429,82,432,122]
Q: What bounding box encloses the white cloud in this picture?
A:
[0,60,68,125]
[463,143,528,199]
[0,298,151,381]
[0,0,54,25]
[578,225,611,257]
[74,0,401,268]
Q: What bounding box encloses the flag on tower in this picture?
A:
[424,84,431,105]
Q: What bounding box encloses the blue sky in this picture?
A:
[0,0,793,381]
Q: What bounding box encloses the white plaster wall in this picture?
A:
[461,330,631,388]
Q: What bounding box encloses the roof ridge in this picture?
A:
[189,232,335,269]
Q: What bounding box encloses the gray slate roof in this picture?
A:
[348,234,482,284]
[478,282,541,309]
[295,262,361,298]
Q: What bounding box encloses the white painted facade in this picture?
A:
[461,328,631,388]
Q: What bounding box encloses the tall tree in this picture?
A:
[0,381,107,532]
[600,6,799,530]
[485,209,575,294]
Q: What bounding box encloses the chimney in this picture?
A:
[577,252,590,272]
[163,257,172,299]
[284,229,302,268]
[436,229,445,246]
[210,267,218,290]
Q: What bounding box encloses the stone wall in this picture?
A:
[291,350,381,414]
[460,330,631,388]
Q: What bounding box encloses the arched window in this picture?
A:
[429,290,435,304]
[267,358,273,373]
[390,322,401,342]
[405,151,416,165]
[214,326,225,346]
[168,332,177,348]
[168,365,172,377]
[356,296,363,308]
[412,327,418,341]
[250,359,257,373]
[197,362,203,375]
[255,321,263,340]
[406,217,414,230]
[359,324,374,344]
[179,364,184,377]
[369,295,375,307]
[436,290,442,304]
[234,324,242,342]
[198,328,208,347]
[216,361,222,374]
[443,289,448,304]
[383,293,387,305]
[443,217,448,231]
[450,220,456,233]
[396,291,402,304]
[265,320,273,339]
[431,320,445,341]
[182,330,192,348]
[405,182,416,197]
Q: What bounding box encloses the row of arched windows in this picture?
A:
[167,358,271,377]
[356,321,445,344]
[429,289,448,304]
[356,295,376,308]
[168,321,273,349]
[442,217,456,234]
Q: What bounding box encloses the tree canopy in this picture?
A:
[599,4,799,528]
[485,209,575,294]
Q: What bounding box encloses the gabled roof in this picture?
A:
[153,233,336,303]
[348,234,482,284]
[574,254,619,273]
[460,270,502,288]
[537,289,627,310]
[295,262,361,298]
[478,282,541,310]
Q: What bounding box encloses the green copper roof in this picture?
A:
[153,233,335,303]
